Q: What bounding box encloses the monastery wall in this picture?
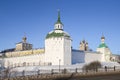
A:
[72,50,85,64]
[4,51,45,68]
[85,51,102,63]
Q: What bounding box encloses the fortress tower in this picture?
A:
[45,11,72,65]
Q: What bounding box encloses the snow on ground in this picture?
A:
[102,62,120,67]
[11,62,120,72]
[11,63,85,72]
[8,62,120,77]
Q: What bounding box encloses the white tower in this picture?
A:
[97,35,111,62]
[45,11,72,65]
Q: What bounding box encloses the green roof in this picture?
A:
[46,32,70,39]
[98,43,108,48]
[55,19,63,25]
[55,10,63,25]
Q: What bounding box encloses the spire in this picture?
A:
[58,9,60,22]
[55,10,63,25]
[54,10,63,30]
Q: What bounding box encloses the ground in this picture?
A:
[69,73,120,80]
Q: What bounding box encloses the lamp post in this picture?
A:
[59,59,61,72]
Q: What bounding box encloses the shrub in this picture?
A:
[83,61,102,72]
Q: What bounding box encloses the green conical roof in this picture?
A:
[98,43,108,48]
[55,10,63,25]
[46,31,70,39]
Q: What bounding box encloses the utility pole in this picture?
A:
[59,59,61,72]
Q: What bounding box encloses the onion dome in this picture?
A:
[98,43,108,48]
[22,36,27,43]
[98,35,108,48]
[101,35,105,39]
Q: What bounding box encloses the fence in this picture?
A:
[1,66,120,79]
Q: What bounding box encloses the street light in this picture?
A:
[59,59,61,72]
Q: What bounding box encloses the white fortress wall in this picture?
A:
[4,53,45,68]
[72,50,85,64]
[85,51,102,63]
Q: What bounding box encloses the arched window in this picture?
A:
[23,62,26,66]
[58,25,59,29]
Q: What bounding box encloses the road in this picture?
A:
[69,73,120,80]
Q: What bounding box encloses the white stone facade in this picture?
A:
[72,50,85,64]
[4,53,45,68]
[97,48,111,62]
[45,36,71,65]
[85,51,102,63]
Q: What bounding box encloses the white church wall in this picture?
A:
[97,48,106,62]
[112,54,120,62]
[97,48,112,62]
[72,50,85,64]
[104,48,111,62]
[85,51,102,63]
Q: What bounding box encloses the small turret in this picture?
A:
[79,40,89,51]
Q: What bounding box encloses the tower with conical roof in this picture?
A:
[97,35,111,62]
[45,11,72,65]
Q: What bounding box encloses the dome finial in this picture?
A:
[22,32,27,43]
[101,34,105,39]
[101,34,105,43]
